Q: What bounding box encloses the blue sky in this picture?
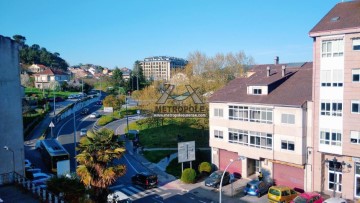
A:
[1,0,341,69]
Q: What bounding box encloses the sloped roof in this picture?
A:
[209,62,313,107]
[309,0,360,35]
[34,68,68,76]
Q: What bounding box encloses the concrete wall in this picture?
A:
[0,36,25,175]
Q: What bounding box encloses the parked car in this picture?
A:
[96,100,103,106]
[131,172,158,189]
[107,191,132,203]
[291,192,323,203]
[204,170,230,188]
[243,179,272,197]
[80,128,87,136]
[323,197,347,203]
[90,112,100,118]
[25,168,41,180]
[268,185,298,203]
[81,108,89,115]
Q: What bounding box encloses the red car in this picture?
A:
[290,192,323,203]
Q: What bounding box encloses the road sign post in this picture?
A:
[49,121,55,138]
[178,141,196,172]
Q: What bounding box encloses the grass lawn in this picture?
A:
[132,123,209,148]
[142,150,177,163]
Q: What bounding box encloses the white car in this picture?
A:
[107,191,132,203]
[80,128,87,136]
[90,112,100,118]
[323,197,347,203]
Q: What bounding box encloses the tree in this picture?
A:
[12,35,26,46]
[76,128,126,202]
[112,67,123,83]
[103,95,123,110]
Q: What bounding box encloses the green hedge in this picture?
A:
[198,162,212,174]
[180,168,197,184]
[97,115,114,126]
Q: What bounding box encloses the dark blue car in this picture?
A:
[243,180,271,198]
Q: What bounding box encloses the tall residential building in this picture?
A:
[309,1,360,200]
[0,35,25,175]
[139,56,188,81]
[208,62,313,191]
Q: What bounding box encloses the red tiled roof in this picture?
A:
[34,68,68,76]
[309,1,360,35]
[209,62,313,107]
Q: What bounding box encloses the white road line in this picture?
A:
[159,192,171,197]
[109,184,124,190]
[123,154,138,173]
[122,188,141,199]
[152,188,162,193]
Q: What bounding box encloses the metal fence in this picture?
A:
[0,172,65,203]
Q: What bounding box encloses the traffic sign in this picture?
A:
[178,141,195,163]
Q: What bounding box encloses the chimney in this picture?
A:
[282,65,286,77]
[267,66,271,77]
[274,56,279,65]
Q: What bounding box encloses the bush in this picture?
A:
[180,168,197,183]
[198,162,212,174]
[97,115,114,126]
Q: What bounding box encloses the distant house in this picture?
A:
[27,64,47,73]
[68,67,92,78]
[34,68,70,89]
[121,67,131,81]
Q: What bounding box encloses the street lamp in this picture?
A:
[324,157,351,198]
[72,102,78,170]
[4,146,15,173]
[219,156,245,203]
[126,97,129,133]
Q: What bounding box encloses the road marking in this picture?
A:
[123,154,138,173]
[160,192,171,197]
[109,184,124,190]
[123,188,141,199]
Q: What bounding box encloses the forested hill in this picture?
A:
[12,35,68,71]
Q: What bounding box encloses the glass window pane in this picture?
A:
[281,141,287,149]
[353,103,359,113]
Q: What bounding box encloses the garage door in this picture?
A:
[219,149,242,175]
[273,163,304,191]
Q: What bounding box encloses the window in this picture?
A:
[353,38,360,50]
[355,163,360,197]
[353,69,360,82]
[352,101,360,114]
[320,70,331,86]
[321,102,331,116]
[229,106,248,121]
[332,70,343,87]
[214,108,223,117]
[229,105,272,124]
[320,129,342,146]
[214,130,223,139]
[228,128,272,150]
[253,88,262,95]
[281,140,295,151]
[332,103,342,116]
[322,40,344,57]
[281,114,295,124]
[328,161,343,192]
[321,102,342,116]
[351,131,360,144]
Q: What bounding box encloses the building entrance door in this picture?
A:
[247,158,256,176]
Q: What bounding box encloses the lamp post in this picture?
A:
[219,156,245,203]
[126,97,129,133]
[4,146,15,173]
[324,157,351,198]
[73,102,78,170]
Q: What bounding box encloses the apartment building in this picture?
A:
[309,1,360,200]
[139,56,187,81]
[209,62,313,191]
[0,35,25,175]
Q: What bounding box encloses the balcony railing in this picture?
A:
[0,172,64,203]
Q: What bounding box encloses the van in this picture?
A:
[268,185,298,203]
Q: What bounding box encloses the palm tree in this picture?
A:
[76,128,126,202]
